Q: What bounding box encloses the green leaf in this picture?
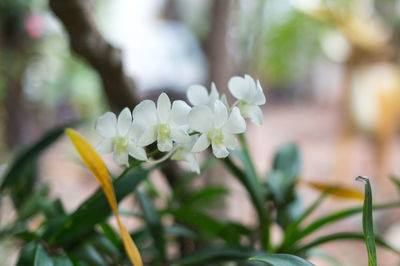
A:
[136,189,166,262]
[170,208,248,244]
[182,186,229,209]
[71,243,108,266]
[52,255,74,266]
[356,176,377,266]
[173,245,263,265]
[223,157,266,228]
[34,243,53,266]
[46,167,149,248]
[272,143,300,177]
[390,175,400,196]
[296,232,400,255]
[166,225,197,239]
[249,254,314,266]
[1,123,75,191]
[17,241,37,266]
[99,222,119,247]
[293,201,400,243]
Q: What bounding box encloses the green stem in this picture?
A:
[223,156,269,250]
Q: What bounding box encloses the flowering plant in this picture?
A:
[1,75,399,266]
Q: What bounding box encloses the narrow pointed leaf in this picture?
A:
[356,176,377,266]
[296,232,400,255]
[65,129,142,266]
[294,201,400,243]
[34,244,53,266]
[173,245,262,265]
[137,189,166,262]
[1,123,76,191]
[249,254,314,266]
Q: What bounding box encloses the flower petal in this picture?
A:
[224,107,246,134]
[170,100,191,125]
[138,126,157,146]
[157,93,171,123]
[211,142,229,158]
[96,112,117,138]
[96,138,113,155]
[113,151,129,165]
[129,121,144,141]
[188,105,214,133]
[117,107,132,136]
[243,105,263,125]
[228,76,249,101]
[253,80,266,105]
[213,100,228,128]
[209,82,219,104]
[223,133,238,150]
[128,144,147,161]
[157,138,173,152]
[185,153,200,174]
[191,133,210,153]
[171,127,190,143]
[133,100,158,127]
[187,85,209,106]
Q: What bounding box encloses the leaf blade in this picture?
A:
[356,176,377,266]
[249,254,315,266]
[65,129,142,266]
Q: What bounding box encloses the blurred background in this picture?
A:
[2,0,400,265]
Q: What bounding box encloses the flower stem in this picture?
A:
[145,147,178,165]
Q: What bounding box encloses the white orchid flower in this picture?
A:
[228,75,266,125]
[188,100,246,158]
[133,93,191,152]
[171,136,200,174]
[95,107,147,165]
[187,82,221,107]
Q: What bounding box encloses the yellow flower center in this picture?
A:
[158,124,171,142]
[208,128,224,148]
[114,136,128,155]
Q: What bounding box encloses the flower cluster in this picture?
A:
[95,75,266,173]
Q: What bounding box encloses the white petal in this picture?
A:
[133,100,158,127]
[253,80,266,105]
[171,127,190,143]
[244,105,263,125]
[187,85,209,106]
[228,76,249,101]
[209,82,219,104]
[157,138,173,152]
[113,151,129,165]
[220,94,229,108]
[191,133,210,153]
[211,142,229,158]
[96,112,117,138]
[223,133,238,150]
[244,74,257,92]
[129,121,144,141]
[170,100,191,125]
[224,107,246,134]
[117,107,132,136]
[138,126,157,146]
[96,138,113,155]
[188,105,214,133]
[157,93,171,123]
[185,153,200,174]
[128,144,147,161]
[213,100,228,128]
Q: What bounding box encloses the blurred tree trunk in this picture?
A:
[0,5,32,150]
[204,0,235,98]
